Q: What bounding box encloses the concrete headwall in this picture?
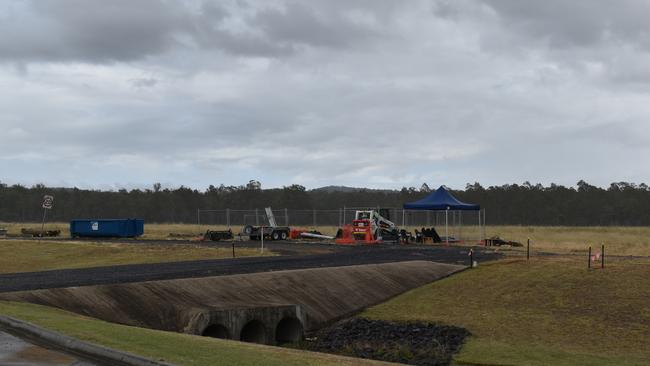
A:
[0,261,463,344]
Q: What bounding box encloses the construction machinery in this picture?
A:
[335,209,400,245]
[203,228,234,241]
[242,207,291,241]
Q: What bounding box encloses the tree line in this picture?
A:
[1,179,649,226]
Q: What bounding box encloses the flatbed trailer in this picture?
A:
[242,225,290,241]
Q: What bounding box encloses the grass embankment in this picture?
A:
[0,240,271,274]
[364,258,650,366]
[0,301,386,366]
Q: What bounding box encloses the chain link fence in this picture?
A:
[197,207,486,242]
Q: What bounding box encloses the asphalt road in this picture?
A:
[0,242,500,293]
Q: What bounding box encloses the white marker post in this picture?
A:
[40,195,54,242]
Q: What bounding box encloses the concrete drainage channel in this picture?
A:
[0,261,466,363]
[194,305,306,345]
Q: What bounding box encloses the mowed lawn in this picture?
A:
[0,301,387,366]
[363,258,650,366]
[0,239,271,274]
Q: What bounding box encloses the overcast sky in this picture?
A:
[1,0,650,190]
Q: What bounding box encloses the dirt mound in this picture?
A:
[306,318,470,366]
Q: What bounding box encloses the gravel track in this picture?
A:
[0,242,499,293]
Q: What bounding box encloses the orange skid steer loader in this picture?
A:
[336,210,399,245]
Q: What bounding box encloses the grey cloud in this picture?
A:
[481,0,650,50]
[253,2,383,49]
[130,77,158,88]
[0,0,392,63]
[0,0,189,63]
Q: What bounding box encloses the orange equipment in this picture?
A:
[335,219,381,245]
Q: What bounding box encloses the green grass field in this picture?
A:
[0,239,271,274]
[0,301,386,366]
[363,257,650,366]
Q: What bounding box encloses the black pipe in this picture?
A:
[588,246,591,269]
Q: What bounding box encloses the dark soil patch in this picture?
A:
[302,318,470,366]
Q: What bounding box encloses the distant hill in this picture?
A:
[311,185,397,193]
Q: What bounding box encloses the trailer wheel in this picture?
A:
[243,225,254,235]
[280,231,288,240]
[272,231,280,240]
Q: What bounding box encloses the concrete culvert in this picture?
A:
[275,317,303,344]
[240,320,267,344]
[202,324,230,339]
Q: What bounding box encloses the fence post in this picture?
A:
[478,209,482,243]
[226,208,230,228]
[483,209,486,238]
[527,239,530,260]
[588,246,592,269]
[197,208,200,226]
[285,208,289,226]
[313,209,317,228]
[459,211,462,241]
[445,207,449,246]
[601,243,605,269]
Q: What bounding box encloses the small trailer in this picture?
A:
[241,207,290,241]
[203,229,234,241]
[242,225,290,240]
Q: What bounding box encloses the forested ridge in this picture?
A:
[1,180,649,226]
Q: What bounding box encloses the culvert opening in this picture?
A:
[202,324,230,339]
[240,320,267,344]
[275,317,303,344]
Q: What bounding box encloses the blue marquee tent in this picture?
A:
[403,186,481,244]
[403,186,480,211]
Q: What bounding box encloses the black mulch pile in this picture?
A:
[304,318,471,366]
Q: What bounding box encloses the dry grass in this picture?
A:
[485,225,650,256]
[364,257,650,366]
[3,222,650,256]
[0,239,272,274]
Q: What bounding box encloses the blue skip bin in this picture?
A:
[70,219,144,238]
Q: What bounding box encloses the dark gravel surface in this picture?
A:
[305,318,471,366]
[0,242,499,293]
